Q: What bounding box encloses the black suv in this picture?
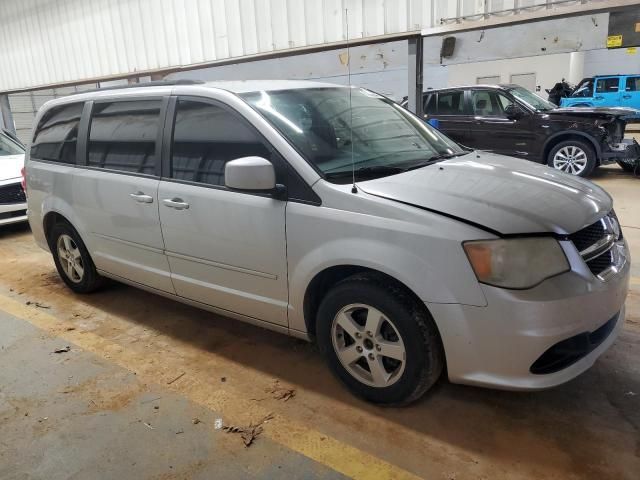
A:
[402,84,639,177]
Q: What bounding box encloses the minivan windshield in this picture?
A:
[507,86,555,112]
[241,87,467,183]
[0,132,24,156]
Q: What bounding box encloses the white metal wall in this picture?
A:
[0,0,615,92]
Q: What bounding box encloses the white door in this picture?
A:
[73,99,174,293]
[510,73,537,93]
[477,75,501,85]
[158,98,289,326]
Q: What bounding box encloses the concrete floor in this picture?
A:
[0,165,638,480]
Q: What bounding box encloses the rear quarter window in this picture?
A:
[423,94,436,114]
[625,77,640,92]
[31,103,83,164]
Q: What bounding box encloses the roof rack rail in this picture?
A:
[72,79,205,95]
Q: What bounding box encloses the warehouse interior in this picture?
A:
[1,1,639,479]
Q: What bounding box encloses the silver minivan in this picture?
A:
[25,80,630,405]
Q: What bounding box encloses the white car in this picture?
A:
[25,80,629,405]
[0,130,27,226]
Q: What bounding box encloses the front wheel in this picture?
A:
[316,274,444,405]
[547,139,596,177]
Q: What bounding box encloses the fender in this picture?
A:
[287,236,489,334]
[560,99,594,108]
[25,160,89,252]
[40,199,91,247]
[543,130,603,159]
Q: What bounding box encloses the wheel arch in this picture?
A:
[43,211,74,246]
[302,265,433,340]
[542,131,602,164]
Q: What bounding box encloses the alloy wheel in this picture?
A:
[552,145,588,175]
[331,303,406,388]
[57,234,84,283]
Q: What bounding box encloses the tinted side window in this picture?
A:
[472,90,507,117]
[31,103,83,164]
[436,91,465,115]
[596,78,620,93]
[171,100,271,187]
[88,100,161,175]
[497,93,512,110]
[625,77,640,92]
[423,94,436,114]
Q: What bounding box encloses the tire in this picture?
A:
[616,160,636,173]
[316,274,444,405]
[49,222,103,293]
[547,139,596,177]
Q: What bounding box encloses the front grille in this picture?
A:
[586,249,613,276]
[569,210,623,279]
[568,220,605,252]
[0,183,26,205]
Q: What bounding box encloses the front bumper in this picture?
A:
[428,241,630,390]
[0,202,27,226]
[602,138,640,165]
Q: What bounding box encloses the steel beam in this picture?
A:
[0,95,15,134]
[407,36,424,117]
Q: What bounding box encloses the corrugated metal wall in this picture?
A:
[0,0,557,92]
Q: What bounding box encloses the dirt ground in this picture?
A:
[0,165,638,479]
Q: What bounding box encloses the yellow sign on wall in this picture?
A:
[607,35,623,48]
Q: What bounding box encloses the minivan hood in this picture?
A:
[0,154,24,182]
[358,152,611,235]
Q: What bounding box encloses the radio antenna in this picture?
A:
[346,7,357,194]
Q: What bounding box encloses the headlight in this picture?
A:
[463,237,570,289]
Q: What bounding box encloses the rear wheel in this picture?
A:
[316,274,444,405]
[547,139,596,177]
[50,222,103,293]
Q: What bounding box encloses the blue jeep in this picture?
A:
[561,74,640,115]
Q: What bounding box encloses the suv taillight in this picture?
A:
[20,167,26,194]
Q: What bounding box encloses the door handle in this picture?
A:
[623,94,632,99]
[129,192,153,203]
[594,96,604,100]
[163,198,190,210]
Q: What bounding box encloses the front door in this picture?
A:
[73,99,174,293]
[158,97,289,326]
[593,77,621,107]
[468,89,535,159]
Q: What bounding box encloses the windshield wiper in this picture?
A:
[405,152,467,170]
[325,152,469,180]
[325,165,407,180]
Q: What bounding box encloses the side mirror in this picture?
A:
[225,157,277,192]
[504,104,525,119]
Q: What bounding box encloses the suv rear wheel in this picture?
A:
[316,274,444,405]
[50,222,103,293]
[547,139,596,177]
